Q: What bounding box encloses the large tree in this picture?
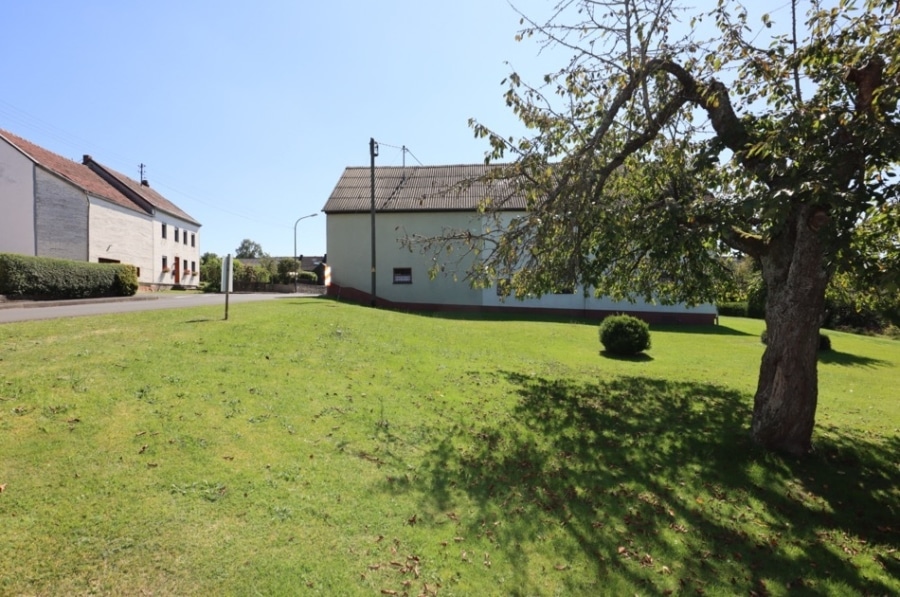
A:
[426,0,899,455]
[234,239,267,259]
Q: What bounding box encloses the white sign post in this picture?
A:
[221,254,233,320]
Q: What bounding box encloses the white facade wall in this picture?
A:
[153,216,201,286]
[87,197,154,282]
[328,211,484,306]
[481,287,717,317]
[329,209,717,319]
[0,140,36,255]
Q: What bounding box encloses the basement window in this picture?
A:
[392,268,412,284]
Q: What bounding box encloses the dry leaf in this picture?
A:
[0,483,6,493]
[554,564,569,571]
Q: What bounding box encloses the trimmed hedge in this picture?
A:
[716,301,749,317]
[760,329,832,351]
[0,253,138,299]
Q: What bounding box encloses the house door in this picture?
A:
[174,257,180,284]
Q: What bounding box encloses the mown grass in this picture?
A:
[0,298,897,596]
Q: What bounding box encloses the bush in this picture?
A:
[112,265,139,296]
[599,314,651,356]
[746,283,766,319]
[760,329,832,351]
[717,301,749,317]
[0,253,137,299]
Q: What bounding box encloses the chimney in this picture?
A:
[141,179,150,187]
[82,154,92,164]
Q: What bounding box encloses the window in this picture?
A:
[392,267,412,284]
[174,228,179,243]
[191,233,195,247]
[183,232,187,245]
[191,261,196,272]
[161,224,167,239]
[162,256,168,272]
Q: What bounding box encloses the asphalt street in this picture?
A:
[0,292,319,324]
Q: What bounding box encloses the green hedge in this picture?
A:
[0,253,138,299]
[716,301,749,317]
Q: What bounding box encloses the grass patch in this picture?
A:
[0,300,898,595]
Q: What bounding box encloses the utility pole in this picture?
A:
[370,137,378,307]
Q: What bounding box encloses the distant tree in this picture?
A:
[200,252,222,292]
[234,239,267,259]
[417,0,899,455]
[277,258,300,284]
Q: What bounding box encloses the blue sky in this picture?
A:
[2,0,798,259]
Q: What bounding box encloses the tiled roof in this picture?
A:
[83,157,201,226]
[0,129,150,215]
[323,164,527,213]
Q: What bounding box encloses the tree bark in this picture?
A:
[751,206,829,456]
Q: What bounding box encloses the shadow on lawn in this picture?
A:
[818,349,890,367]
[416,374,899,595]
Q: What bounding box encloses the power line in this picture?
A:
[0,99,295,229]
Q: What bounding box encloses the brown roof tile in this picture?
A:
[0,129,150,215]
[323,164,526,213]
[83,157,200,226]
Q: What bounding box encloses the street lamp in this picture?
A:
[293,213,318,291]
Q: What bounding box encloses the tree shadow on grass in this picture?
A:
[652,323,756,337]
[415,374,899,595]
[818,349,890,367]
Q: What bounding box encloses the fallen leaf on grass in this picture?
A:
[138,445,148,454]
[380,590,397,595]
[554,564,569,571]
[0,483,6,493]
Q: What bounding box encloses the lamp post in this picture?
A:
[293,212,318,291]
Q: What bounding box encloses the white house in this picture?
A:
[323,164,717,324]
[83,156,201,287]
[0,129,201,288]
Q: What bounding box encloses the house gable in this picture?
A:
[83,156,200,226]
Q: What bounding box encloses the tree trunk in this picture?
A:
[751,207,829,456]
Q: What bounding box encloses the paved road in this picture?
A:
[0,292,319,324]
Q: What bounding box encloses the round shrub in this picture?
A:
[761,329,832,351]
[599,314,651,356]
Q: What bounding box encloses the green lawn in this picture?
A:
[1,298,897,595]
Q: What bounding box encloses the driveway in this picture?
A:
[0,291,322,324]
